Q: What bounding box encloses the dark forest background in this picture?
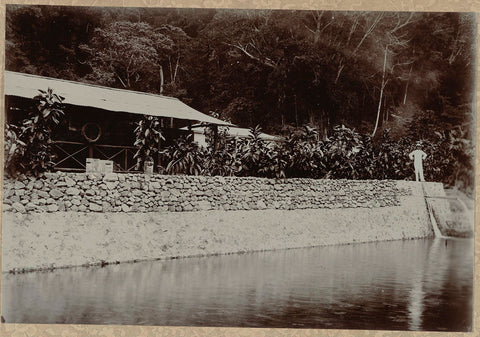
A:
[5,6,476,136]
[4,6,477,192]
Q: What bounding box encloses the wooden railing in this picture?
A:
[52,141,140,173]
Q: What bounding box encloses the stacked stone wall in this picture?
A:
[3,172,413,214]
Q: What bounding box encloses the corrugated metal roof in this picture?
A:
[181,125,280,141]
[4,71,233,126]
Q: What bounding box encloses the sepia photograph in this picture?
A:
[1,4,476,334]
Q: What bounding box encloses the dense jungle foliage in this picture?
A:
[5,6,476,194]
[157,124,474,194]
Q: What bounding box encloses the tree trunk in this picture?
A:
[382,93,387,124]
[322,110,329,140]
[159,65,164,94]
[168,57,173,83]
[362,90,366,115]
[335,60,345,84]
[385,95,389,123]
[372,45,388,137]
[294,94,298,127]
[403,64,413,104]
[173,57,180,82]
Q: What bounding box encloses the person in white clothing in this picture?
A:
[409,143,427,182]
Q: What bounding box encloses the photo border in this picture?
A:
[0,0,478,336]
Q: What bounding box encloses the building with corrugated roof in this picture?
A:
[4,71,232,172]
[180,125,280,148]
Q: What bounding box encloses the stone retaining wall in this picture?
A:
[3,173,442,273]
[3,172,413,213]
[2,205,432,273]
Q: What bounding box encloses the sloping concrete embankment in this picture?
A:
[2,181,434,273]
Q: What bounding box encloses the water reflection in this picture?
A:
[1,238,473,331]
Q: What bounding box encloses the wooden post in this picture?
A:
[213,125,219,152]
[124,148,128,171]
[89,144,94,158]
[157,133,162,172]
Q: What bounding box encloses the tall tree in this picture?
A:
[79,21,174,92]
[370,12,415,137]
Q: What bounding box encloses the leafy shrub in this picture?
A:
[134,115,164,170]
[423,129,474,194]
[4,124,26,177]
[372,130,411,180]
[159,134,205,175]
[321,125,370,179]
[5,88,65,176]
[235,126,284,178]
[281,126,324,178]
[201,124,240,176]
[204,137,243,176]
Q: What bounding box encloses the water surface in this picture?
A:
[1,238,473,331]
